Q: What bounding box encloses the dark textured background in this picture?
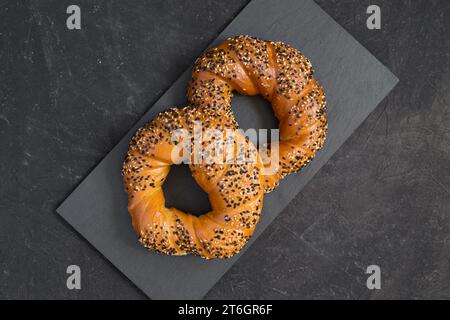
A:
[0,0,449,299]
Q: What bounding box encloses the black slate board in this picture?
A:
[57,0,398,299]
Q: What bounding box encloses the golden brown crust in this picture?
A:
[123,35,327,259]
[188,35,327,192]
[122,105,264,259]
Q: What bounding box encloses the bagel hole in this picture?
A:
[231,94,278,146]
[163,164,212,216]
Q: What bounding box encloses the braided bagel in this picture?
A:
[122,105,264,259]
[188,35,327,192]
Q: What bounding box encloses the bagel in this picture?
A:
[122,105,264,259]
[188,35,327,192]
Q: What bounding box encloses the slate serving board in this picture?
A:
[57,0,398,299]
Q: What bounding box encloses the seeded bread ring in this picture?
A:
[188,35,327,192]
[122,105,264,259]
